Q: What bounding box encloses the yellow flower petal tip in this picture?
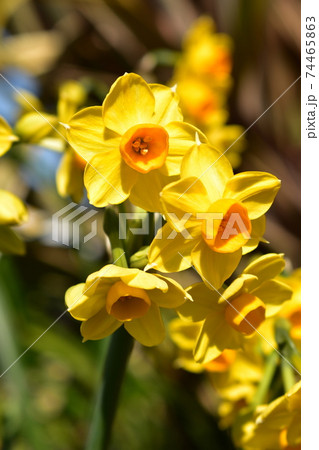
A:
[59,122,71,130]
[144,262,157,271]
[195,131,202,146]
[171,84,177,93]
[0,116,19,156]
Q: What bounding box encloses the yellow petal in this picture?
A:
[160,177,210,232]
[163,122,207,176]
[287,415,301,446]
[243,253,286,284]
[81,309,121,341]
[0,116,18,156]
[191,240,242,290]
[15,112,58,143]
[0,226,26,255]
[124,302,165,346]
[150,84,183,125]
[194,312,242,363]
[129,170,172,213]
[67,106,121,161]
[84,152,138,206]
[56,149,84,203]
[57,80,87,123]
[178,282,221,321]
[14,89,43,114]
[85,265,138,294]
[84,266,169,302]
[0,190,28,226]
[207,124,245,169]
[169,318,202,350]
[66,283,108,320]
[252,279,293,317]
[181,143,233,202]
[65,283,85,309]
[252,381,300,431]
[122,270,168,292]
[148,274,190,308]
[193,312,224,363]
[194,332,222,363]
[102,73,155,135]
[242,216,266,255]
[148,223,195,273]
[221,274,259,305]
[223,171,281,220]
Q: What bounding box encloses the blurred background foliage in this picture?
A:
[0,0,300,449]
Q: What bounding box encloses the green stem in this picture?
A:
[100,327,134,448]
[250,350,279,408]
[280,359,296,392]
[103,207,127,267]
[86,209,135,449]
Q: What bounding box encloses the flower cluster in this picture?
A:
[1,19,300,447]
[171,16,246,167]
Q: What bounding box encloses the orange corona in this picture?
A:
[106,281,151,322]
[120,124,169,173]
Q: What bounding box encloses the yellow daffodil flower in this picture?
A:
[0,116,19,156]
[66,72,206,212]
[148,143,280,288]
[170,16,246,169]
[176,254,292,363]
[65,264,191,346]
[236,381,301,450]
[175,16,233,88]
[0,189,28,254]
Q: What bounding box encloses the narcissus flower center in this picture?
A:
[120,124,169,174]
[106,281,151,322]
[224,293,266,335]
[201,199,251,253]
